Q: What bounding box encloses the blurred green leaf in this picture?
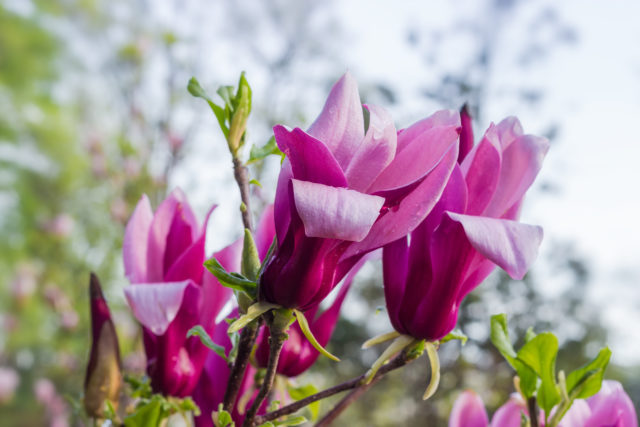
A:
[187,325,227,362]
[204,257,257,296]
[566,347,611,399]
[517,333,561,415]
[288,383,320,420]
[248,137,283,164]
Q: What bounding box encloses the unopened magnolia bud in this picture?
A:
[84,273,122,418]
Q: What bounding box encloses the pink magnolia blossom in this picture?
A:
[260,72,460,311]
[383,108,548,341]
[450,381,638,427]
[122,189,233,397]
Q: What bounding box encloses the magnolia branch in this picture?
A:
[223,321,260,412]
[233,157,253,231]
[252,350,416,425]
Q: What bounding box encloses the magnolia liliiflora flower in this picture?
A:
[259,72,460,312]
[449,382,638,427]
[122,189,235,397]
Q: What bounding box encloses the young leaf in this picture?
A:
[274,416,308,426]
[188,77,229,139]
[124,397,163,427]
[187,325,227,362]
[248,137,284,164]
[227,301,279,334]
[241,229,261,281]
[565,347,611,399]
[288,383,320,420]
[204,257,257,297]
[517,333,561,415]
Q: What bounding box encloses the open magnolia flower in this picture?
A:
[260,72,460,312]
[450,382,638,427]
[383,108,548,341]
[122,189,234,397]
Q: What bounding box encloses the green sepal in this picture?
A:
[228,301,279,334]
[187,325,227,362]
[440,328,468,345]
[204,257,257,297]
[365,335,414,383]
[293,309,340,362]
[423,342,441,400]
[361,331,401,349]
[242,229,261,281]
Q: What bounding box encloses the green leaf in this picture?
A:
[187,325,227,362]
[288,383,320,420]
[124,396,163,427]
[228,302,280,334]
[204,257,257,296]
[490,314,538,397]
[517,333,561,415]
[227,73,252,154]
[294,309,340,362]
[249,179,262,187]
[241,229,261,281]
[566,347,611,399]
[217,86,235,110]
[440,328,468,345]
[248,137,284,164]
[188,77,229,139]
[124,375,153,399]
[274,416,308,426]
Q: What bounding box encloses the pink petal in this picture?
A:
[123,194,153,283]
[459,105,474,163]
[368,125,460,193]
[307,72,365,170]
[395,109,460,153]
[274,160,293,244]
[124,280,195,335]
[292,179,384,242]
[446,213,543,280]
[490,395,527,426]
[586,381,638,427]
[163,205,197,278]
[560,400,591,427]
[274,125,347,187]
[344,105,397,192]
[344,141,458,258]
[449,391,489,427]
[460,124,502,215]
[495,116,524,150]
[483,134,549,218]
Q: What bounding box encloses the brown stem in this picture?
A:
[222,320,260,412]
[528,396,539,427]
[315,376,381,426]
[243,321,287,427]
[233,157,253,231]
[253,351,415,425]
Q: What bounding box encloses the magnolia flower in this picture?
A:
[123,189,233,397]
[84,273,122,418]
[255,266,354,377]
[383,109,548,341]
[450,382,638,427]
[260,72,459,312]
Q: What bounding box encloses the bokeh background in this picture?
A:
[1,0,639,425]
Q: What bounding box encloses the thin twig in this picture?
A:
[223,320,260,412]
[528,397,539,427]
[243,321,287,427]
[315,375,381,426]
[233,157,253,231]
[253,351,415,425]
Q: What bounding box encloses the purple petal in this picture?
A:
[146,189,188,282]
[459,105,474,163]
[307,72,365,170]
[446,213,543,280]
[274,125,347,187]
[483,134,549,218]
[344,141,458,258]
[274,160,293,244]
[163,205,197,278]
[123,194,153,283]
[449,391,489,427]
[200,237,242,323]
[344,105,397,192]
[460,124,502,216]
[382,236,410,335]
[490,395,527,427]
[255,204,276,260]
[124,280,195,335]
[369,125,460,193]
[292,179,384,242]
